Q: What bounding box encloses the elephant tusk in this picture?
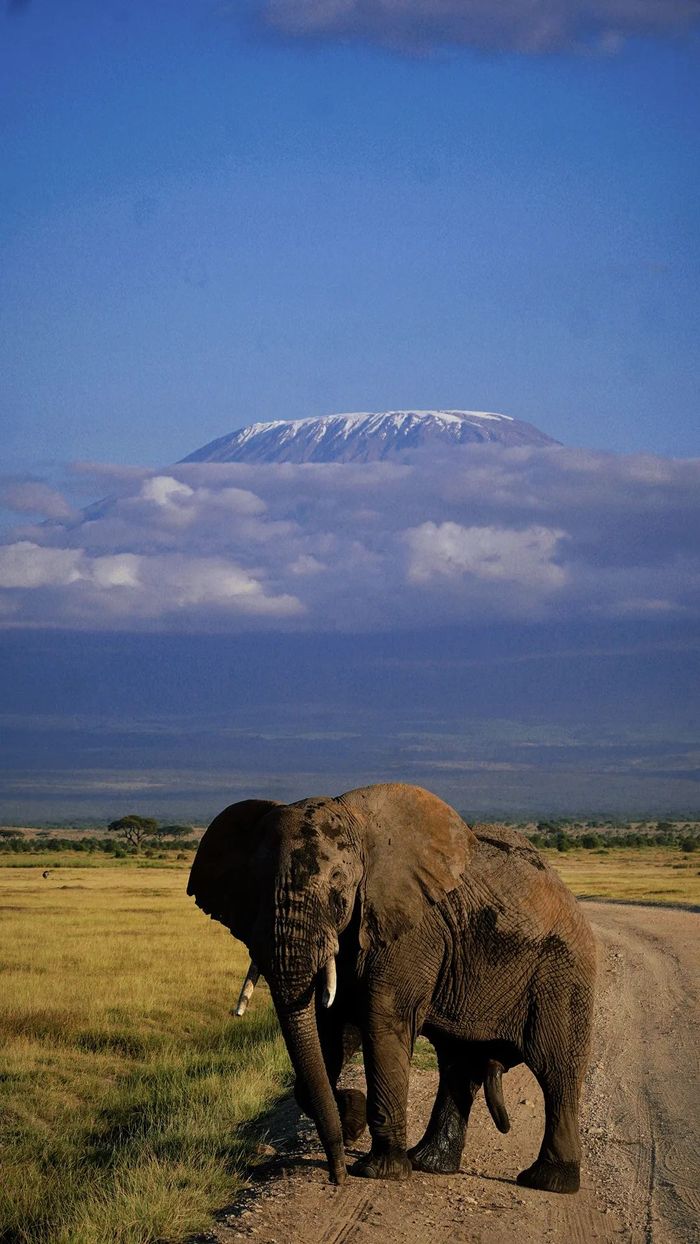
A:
[234,962,260,1017]
[321,956,337,1009]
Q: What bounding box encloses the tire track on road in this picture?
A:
[319,1190,375,1244]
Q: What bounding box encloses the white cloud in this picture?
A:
[0,543,84,588]
[139,476,194,507]
[0,540,302,623]
[0,446,698,631]
[89,554,142,589]
[0,543,142,592]
[137,475,265,518]
[210,486,267,516]
[151,555,303,615]
[406,522,565,586]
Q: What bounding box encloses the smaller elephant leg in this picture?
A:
[293,1018,367,1147]
[517,1066,583,1194]
[336,1023,367,1145]
[408,1044,480,1175]
[336,1086,368,1146]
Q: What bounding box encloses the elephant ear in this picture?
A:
[187,799,281,944]
[340,784,475,950]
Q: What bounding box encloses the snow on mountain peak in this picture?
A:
[181,409,557,465]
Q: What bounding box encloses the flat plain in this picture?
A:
[0,847,697,1244]
[0,867,288,1244]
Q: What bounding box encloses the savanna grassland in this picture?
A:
[0,841,698,1244]
[0,866,289,1244]
[547,845,700,906]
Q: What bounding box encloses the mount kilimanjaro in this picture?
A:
[181,410,558,465]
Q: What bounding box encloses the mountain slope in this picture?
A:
[181,409,558,465]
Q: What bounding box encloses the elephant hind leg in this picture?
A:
[518,992,590,1195]
[518,1160,580,1195]
[408,1040,479,1175]
[408,1080,469,1174]
[516,1072,582,1194]
[519,1030,586,1194]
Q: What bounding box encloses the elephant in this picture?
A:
[187,784,595,1192]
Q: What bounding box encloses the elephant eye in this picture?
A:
[329,867,344,886]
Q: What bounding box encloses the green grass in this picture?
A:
[0,867,291,1244]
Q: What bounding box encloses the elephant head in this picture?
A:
[187,783,474,1183]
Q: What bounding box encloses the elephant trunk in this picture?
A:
[276,992,347,1184]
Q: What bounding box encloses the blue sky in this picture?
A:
[2,0,699,474]
[1,2,699,820]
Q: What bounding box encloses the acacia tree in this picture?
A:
[154,824,192,841]
[107,815,158,848]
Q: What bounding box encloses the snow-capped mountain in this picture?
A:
[181,409,557,465]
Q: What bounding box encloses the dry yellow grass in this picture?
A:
[1,846,697,1244]
[545,846,700,907]
[0,866,290,1244]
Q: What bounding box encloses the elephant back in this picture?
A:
[468,821,596,967]
[470,823,549,872]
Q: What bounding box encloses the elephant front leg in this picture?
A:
[350,1014,413,1181]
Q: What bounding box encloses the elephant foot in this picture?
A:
[337,1088,367,1146]
[350,1147,412,1181]
[408,1136,462,1175]
[516,1158,580,1194]
[328,1157,347,1186]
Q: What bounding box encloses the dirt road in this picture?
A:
[206,903,699,1244]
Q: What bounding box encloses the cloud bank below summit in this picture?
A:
[259,0,700,54]
[1,445,698,632]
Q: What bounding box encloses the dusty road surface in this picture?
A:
[203,903,698,1244]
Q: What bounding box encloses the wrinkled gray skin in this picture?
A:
[187,784,595,1191]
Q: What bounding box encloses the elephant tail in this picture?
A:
[484,1059,510,1134]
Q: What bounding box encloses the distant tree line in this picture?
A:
[526,821,698,853]
[0,814,198,857]
[2,813,698,857]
